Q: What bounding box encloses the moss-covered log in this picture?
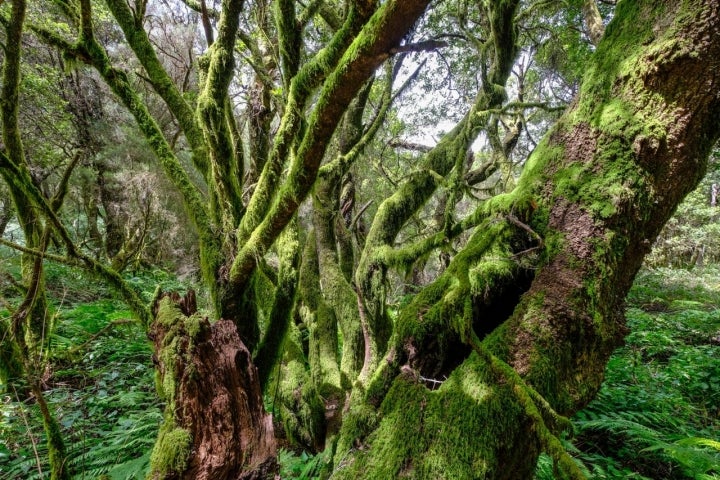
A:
[334,0,720,477]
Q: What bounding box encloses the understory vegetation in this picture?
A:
[537,267,720,480]
[2,248,719,479]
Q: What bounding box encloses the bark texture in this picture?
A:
[149,292,276,480]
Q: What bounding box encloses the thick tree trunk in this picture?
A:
[149,292,276,480]
[313,174,365,386]
[334,0,720,477]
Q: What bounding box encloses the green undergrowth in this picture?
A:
[278,448,326,479]
[1,244,194,306]
[535,267,720,480]
[0,259,196,479]
[0,298,162,479]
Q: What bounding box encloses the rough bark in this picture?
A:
[334,0,720,477]
[149,292,276,479]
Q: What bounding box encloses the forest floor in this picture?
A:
[0,262,719,479]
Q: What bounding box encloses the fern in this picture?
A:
[278,448,327,479]
[536,267,720,479]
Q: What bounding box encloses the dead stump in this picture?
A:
[148,291,276,480]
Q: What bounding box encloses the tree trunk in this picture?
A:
[334,0,720,477]
[149,291,276,480]
[313,173,365,386]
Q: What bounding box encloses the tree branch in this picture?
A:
[389,39,447,54]
[102,0,210,178]
[228,0,433,296]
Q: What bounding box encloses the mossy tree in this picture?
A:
[2,0,720,478]
[330,0,720,477]
[0,0,74,477]
[2,0,434,477]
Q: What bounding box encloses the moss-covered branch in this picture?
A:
[228,0,432,296]
[582,0,604,46]
[350,0,521,379]
[297,229,343,397]
[255,218,300,389]
[319,57,420,178]
[235,3,375,248]
[196,0,246,230]
[275,0,301,87]
[313,177,365,384]
[102,0,210,177]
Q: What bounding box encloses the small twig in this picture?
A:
[12,385,44,478]
[506,214,544,246]
[419,375,446,390]
[511,246,543,259]
[351,200,373,230]
[67,319,133,355]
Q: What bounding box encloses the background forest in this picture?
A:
[1,0,719,478]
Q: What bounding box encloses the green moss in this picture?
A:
[297,230,343,394]
[575,1,658,111]
[153,297,207,400]
[275,321,329,450]
[149,422,193,476]
[334,352,528,479]
[311,302,343,393]
[313,184,364,383]
[255,222,300,389]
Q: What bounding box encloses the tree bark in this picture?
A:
[334,0,720,477]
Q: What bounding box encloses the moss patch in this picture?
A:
[149,423,193,477]
[333,352,531,479]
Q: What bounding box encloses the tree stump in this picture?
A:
[148,291,276,480]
